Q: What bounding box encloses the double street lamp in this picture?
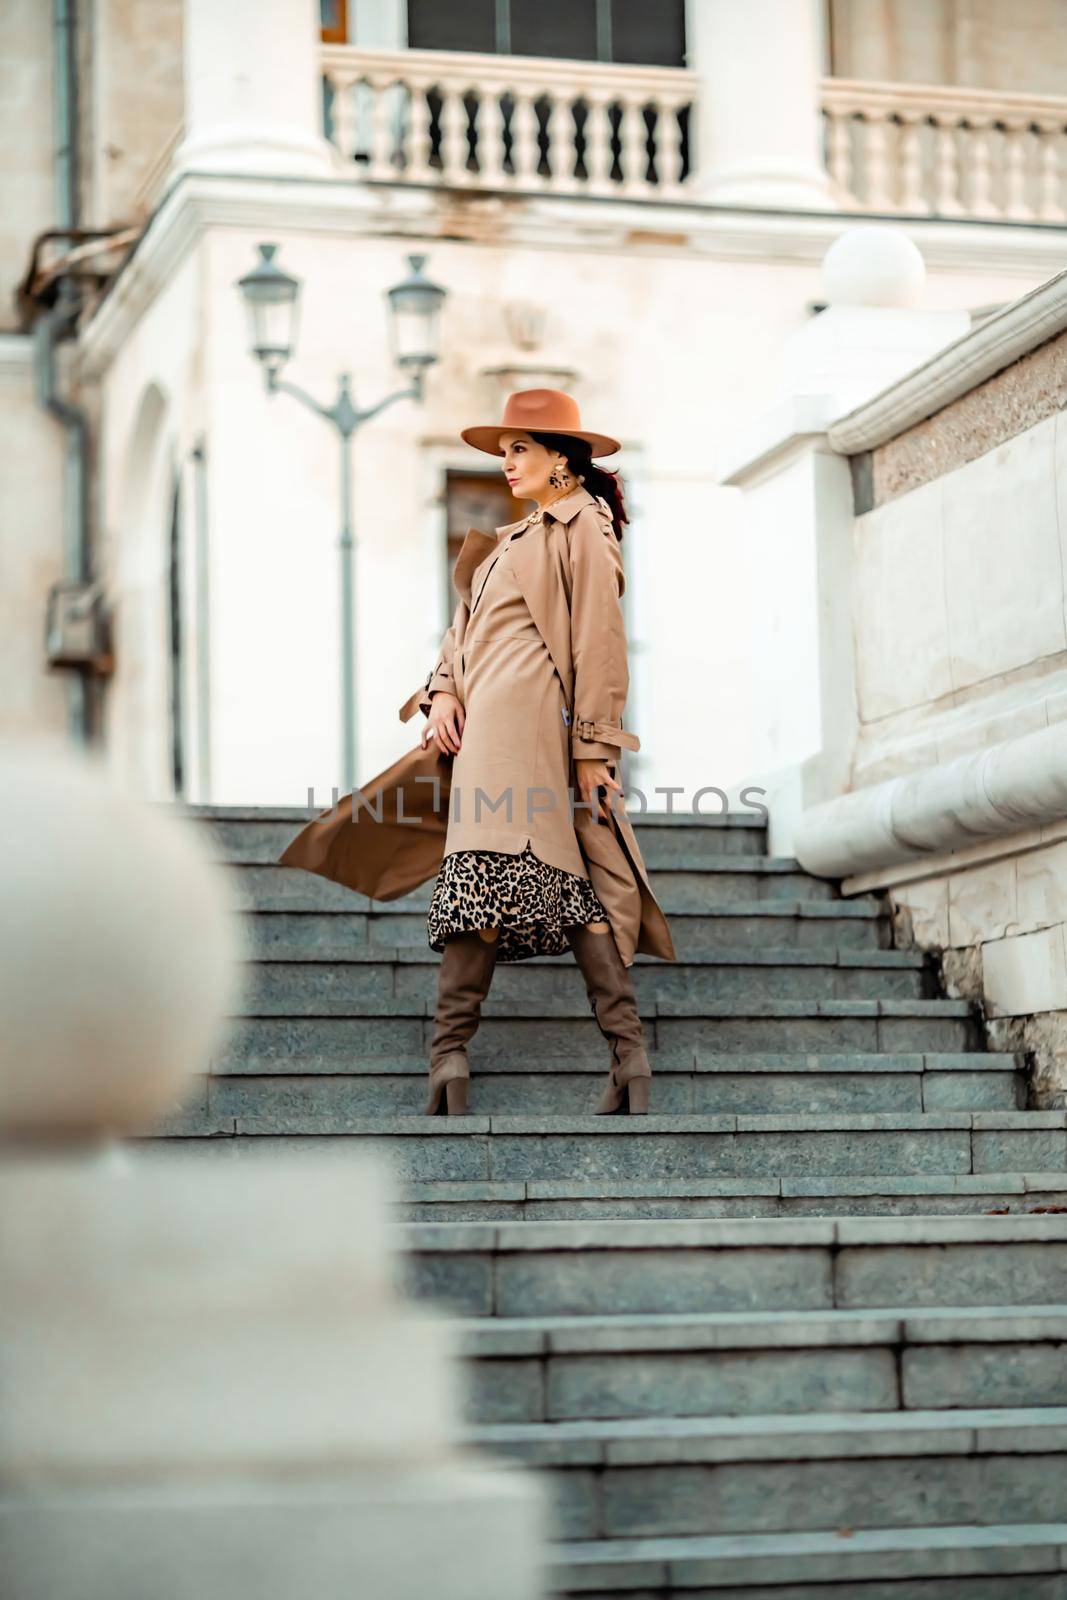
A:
[236,244,447,792]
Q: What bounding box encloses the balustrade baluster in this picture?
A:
[327,69,357,162]
[367,73,396,179]
[511,88,539,185]
[546,90,578,191]
[825,106,853,196]
[439,81,470,185]
[1003,118,1033,219]
[405,73,433,181]
[1037,120,1067,221]
[619,94,646,195]
[477,85,505,185]
[862,111,894,209]
[897,111,928,213]
[967,117,998,216]
[932,116,965,215]
[583,91,612,193]
[657,94,684,192]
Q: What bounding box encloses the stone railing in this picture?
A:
[822,78,1067,222]
[320,45,695,199]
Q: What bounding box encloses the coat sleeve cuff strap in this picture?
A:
[399,670,435,723]
[572,717,641,753]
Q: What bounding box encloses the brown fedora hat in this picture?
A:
[461,388,621,457]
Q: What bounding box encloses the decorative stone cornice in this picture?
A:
[77,168,1067,381]
[794,718,1067,884]
[827,264,1067,454]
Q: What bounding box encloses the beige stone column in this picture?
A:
[173,0,337,178]
[686,0,835,208]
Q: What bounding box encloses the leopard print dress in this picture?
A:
[427,840,610,962]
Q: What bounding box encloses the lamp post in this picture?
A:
[236,244,447,792]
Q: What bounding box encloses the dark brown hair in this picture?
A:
[529,431,629,542]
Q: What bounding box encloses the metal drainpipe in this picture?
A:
[35,0,94,744]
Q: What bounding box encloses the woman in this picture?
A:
[419,388,676,1118]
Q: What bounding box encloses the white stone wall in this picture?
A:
[0,339,69,737]
[94,246,205,793]
[1,1,55,334]
[849,401,1067,1092]
[852,412,1067,787]
[88,0,184,227]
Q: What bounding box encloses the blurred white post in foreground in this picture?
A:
[0,738,549,1600]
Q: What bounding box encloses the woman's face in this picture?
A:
[499,431,565,500]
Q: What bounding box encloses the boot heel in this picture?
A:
[445,1076,469,1115]
[626,1076,650,1114]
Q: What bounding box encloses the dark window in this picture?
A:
[407,0,685,66]
[408,0,496,55]
[611,0,685,67]
[511,0,597,61]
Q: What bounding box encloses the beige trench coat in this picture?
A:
[278,483,676,965]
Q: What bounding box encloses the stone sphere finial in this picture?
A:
[822,225,926,309]
[0,738,243,1138]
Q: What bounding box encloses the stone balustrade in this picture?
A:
[320,44,695,199]
[146,48,1067,224]
[822,77,1067,222]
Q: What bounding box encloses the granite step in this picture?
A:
[240,947,934,1004]
[545,1521,1067,1596]
[452,1303,1067,1423]
[391,1169,1066,1221]
[180,804,772,867]
[397,1214,1067,1319]
[201,1048,1024,1122]
[242,899,894,953]
[140,1110,1066,1184]
[462,1406,1067,1540]
[229,860,883,914]
[218,998,981,1059]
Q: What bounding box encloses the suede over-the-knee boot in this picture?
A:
[565,921,651,1114]
[425,928,500,1115]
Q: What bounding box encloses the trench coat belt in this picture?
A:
[573,717,641,752]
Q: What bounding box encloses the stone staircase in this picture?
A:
[158,803,1067,1596]
[406,1213,1067,1595]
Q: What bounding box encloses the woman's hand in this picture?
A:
[422,690,464,756]
[574,757,623,823]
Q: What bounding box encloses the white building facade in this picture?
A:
[5,0,1067,806]
[5,0,1067,849]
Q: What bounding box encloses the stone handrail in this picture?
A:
[821,76,1067,222]
[793,720,1067,882]
[320,44,695,198]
